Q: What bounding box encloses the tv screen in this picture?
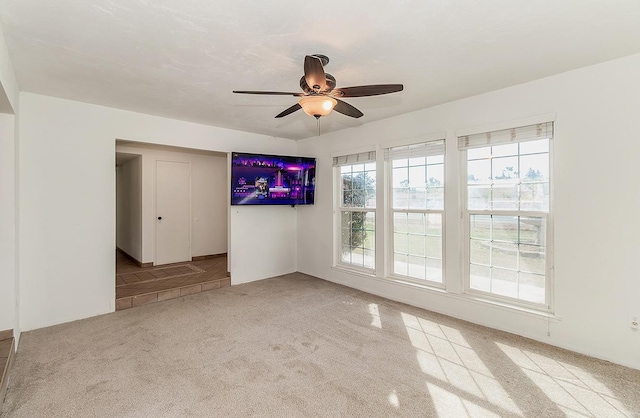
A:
[230,152,316,206]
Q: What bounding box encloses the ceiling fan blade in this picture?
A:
[304,55,326,92]
[333,84,404,97]
[334,99,364,118]
[275,103,302,118]
[233,90,303,96]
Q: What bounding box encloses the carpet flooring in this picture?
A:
[2,273,639,417]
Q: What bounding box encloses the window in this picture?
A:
[386,140,445,284]
[334,151,376,272]
[460,122,553,307]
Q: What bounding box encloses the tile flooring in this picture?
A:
[0,337,14,403]
[115,251,230,310]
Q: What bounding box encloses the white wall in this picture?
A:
[115,143,228,263]
[229,205,298,285]
[18,92,298,331]
[0,113,15,332]
[297,53,640,370]
[116,155,142,261]
[0,25,18,112]
[0,23,19,341]
[191,151,228,258]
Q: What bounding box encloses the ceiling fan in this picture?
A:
[233,54,404,120]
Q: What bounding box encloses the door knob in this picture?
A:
[157,216,162,220]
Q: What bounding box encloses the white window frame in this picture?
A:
[385,140,446,287]
[333,150,377,274]
[459,122,554,311]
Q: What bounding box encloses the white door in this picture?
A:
[156,160,191,265]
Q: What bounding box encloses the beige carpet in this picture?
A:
[1,273,639,417]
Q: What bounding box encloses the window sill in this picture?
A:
[378,276,561,323]
[459,293,561,322]
[329,267,562,323]
[384,275,446,292]
[331,265,376,279]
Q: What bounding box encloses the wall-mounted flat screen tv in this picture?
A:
[230,152,316,206]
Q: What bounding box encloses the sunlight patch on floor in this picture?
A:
[402,312,523,417]
[388,390,400,408]
[368,303,382,328]
[427,382,503,418]
[496,343,631,418]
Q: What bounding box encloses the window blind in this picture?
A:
[458,121,553,150]
[332,150,376,167]
[384,139,445,161]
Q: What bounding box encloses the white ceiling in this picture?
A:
[1,0,640,140]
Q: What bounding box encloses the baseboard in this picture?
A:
[192,253,227,261]
[116,248,153,268]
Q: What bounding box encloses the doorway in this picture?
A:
[115,152,143,263]
[115,141,230,310]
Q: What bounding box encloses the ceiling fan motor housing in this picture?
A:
[299,74,336,95]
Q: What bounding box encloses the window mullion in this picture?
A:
[468,210,547,218]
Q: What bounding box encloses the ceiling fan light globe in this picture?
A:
[298,96,337,118]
